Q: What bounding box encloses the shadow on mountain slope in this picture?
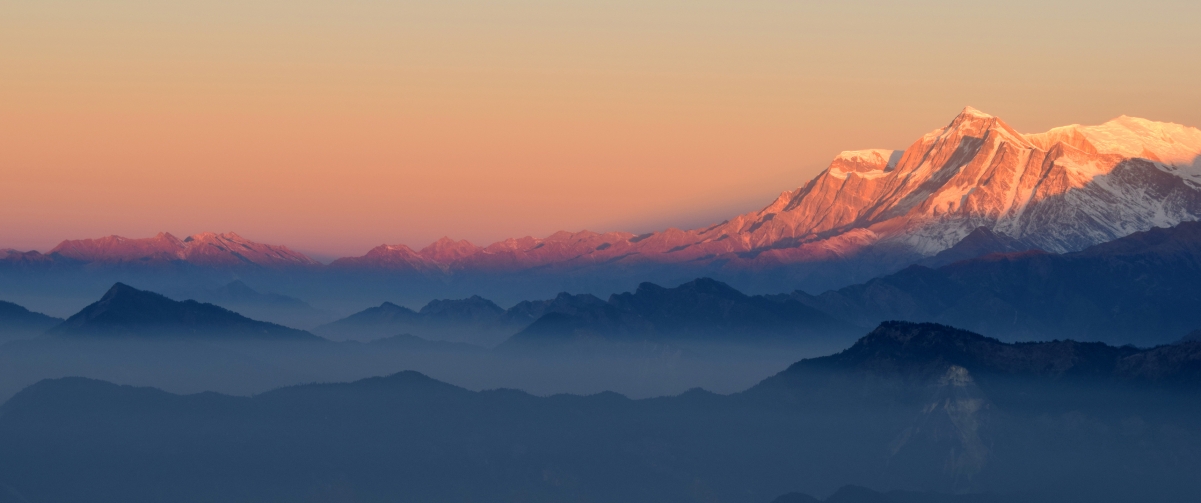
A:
[790,221,1201,345]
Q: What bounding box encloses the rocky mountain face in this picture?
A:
[329,108,1201,279]
[3,109,1198,299]
[4,322,1201,503]
[719,109,1201,258]
[787,221,1201,345]
[915,226,1032,268]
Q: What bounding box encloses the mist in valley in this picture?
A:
[0,331,850,403]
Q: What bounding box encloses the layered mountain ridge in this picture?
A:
[4,322,1201,502]
[47,283,320,340]
[330,108,1201,275]
[5,109,1199,288]
[500,278,858,350]
[786,221,1201,345]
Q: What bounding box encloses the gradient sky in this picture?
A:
[3,0,1199,259]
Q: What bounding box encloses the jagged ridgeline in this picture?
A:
[4,108,1200,304]
[3,108,1201,502]
[0,279,864,403]
[2,322,1200,503]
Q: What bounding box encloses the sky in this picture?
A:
[2,0,1200,259]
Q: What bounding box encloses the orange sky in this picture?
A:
[3,0,1200,259]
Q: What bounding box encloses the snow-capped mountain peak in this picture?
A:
[710,107,1201,256]
[327,108,1201,282]
[46,232,317,268]
[20,108,1201,289]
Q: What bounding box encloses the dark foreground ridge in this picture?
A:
[3,322,1201,503]
[45,283,322,340]
[759,321,1201,387]
[790,221,1201,345]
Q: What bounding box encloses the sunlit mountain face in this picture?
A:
[332,107,1201,271]
[3,109,1201,503]
[4,1,1201,501]
[5,108,1200,305]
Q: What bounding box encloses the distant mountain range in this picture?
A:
[326,109,1201,280]
[11,214,1199,348]
[500,278,857,351]
[318,278,857,348]
[3,321,1199,503]
[786,221,1201,345]
[314,295,525,345]
[174,280,313,311]
[0,301,61,342]
[168,280,336,330]
[46,283,320,340]
[4,277,859,349]
[4,108,1199,299]
[0,281,825,402]
[3,106,1199,503]
[4,277,859,348]
[319,220,1201,347]
[44,232,318,268]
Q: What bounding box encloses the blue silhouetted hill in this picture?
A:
[45,283,322,340]
[5,321,1201,502]
[790,221,1201,345]
[0,300,62,341]
[499,278,860,350]
[315,296,520,345]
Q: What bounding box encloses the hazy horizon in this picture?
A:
[4,0,1201,256]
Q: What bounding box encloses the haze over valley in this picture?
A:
[4,110,1201,503]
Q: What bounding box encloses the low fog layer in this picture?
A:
[0,336,847,403]
[3,322,1200,503]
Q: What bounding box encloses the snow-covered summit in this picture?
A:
[47,232,318,268]
[334,107,1201,277]
[35,108,1201,280]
